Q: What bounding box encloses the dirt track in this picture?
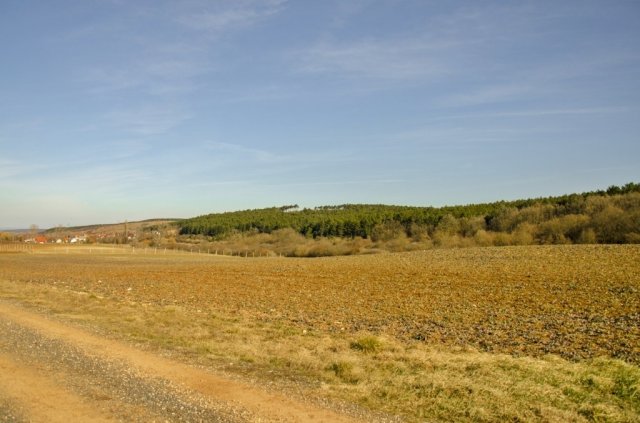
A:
[0,301,363,423]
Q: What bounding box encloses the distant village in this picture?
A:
[0,220,178,246]
[17,226,162,244]
[25,235,88,244]
[23,232,137,244]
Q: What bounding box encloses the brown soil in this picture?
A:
[1,245,638,362]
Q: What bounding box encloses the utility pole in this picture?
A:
[123,220,128,244]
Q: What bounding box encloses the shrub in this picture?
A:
[326,361,360,384]
[409,223,431,242]
[474,230,494,247]
[436,214,461,236]
[592,206,629,243]
[459,216,486,237]
[512,223,536,245]
[371,221,406,242]
[350,336,383,353]
[578,228,597,244]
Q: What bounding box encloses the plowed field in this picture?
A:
[1,245,638,363]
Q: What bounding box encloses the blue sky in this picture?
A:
[1,0,639,228]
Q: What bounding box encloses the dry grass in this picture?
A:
[0,246,639,421]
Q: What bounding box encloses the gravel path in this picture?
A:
[0,302,365,423]
[0,317,248,422]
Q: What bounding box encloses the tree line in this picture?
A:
[178,183,640,246]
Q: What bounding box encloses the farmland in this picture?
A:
[1,245,639,421]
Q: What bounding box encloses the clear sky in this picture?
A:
[1,0,639,229]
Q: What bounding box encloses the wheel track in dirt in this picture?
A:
[0,301,367,423]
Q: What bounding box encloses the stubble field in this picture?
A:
[1,244,639,421]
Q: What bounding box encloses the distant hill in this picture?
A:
[43,219,179,236]
[179,184,640,238]
[178,183,640,245]
[9,183,638,252]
